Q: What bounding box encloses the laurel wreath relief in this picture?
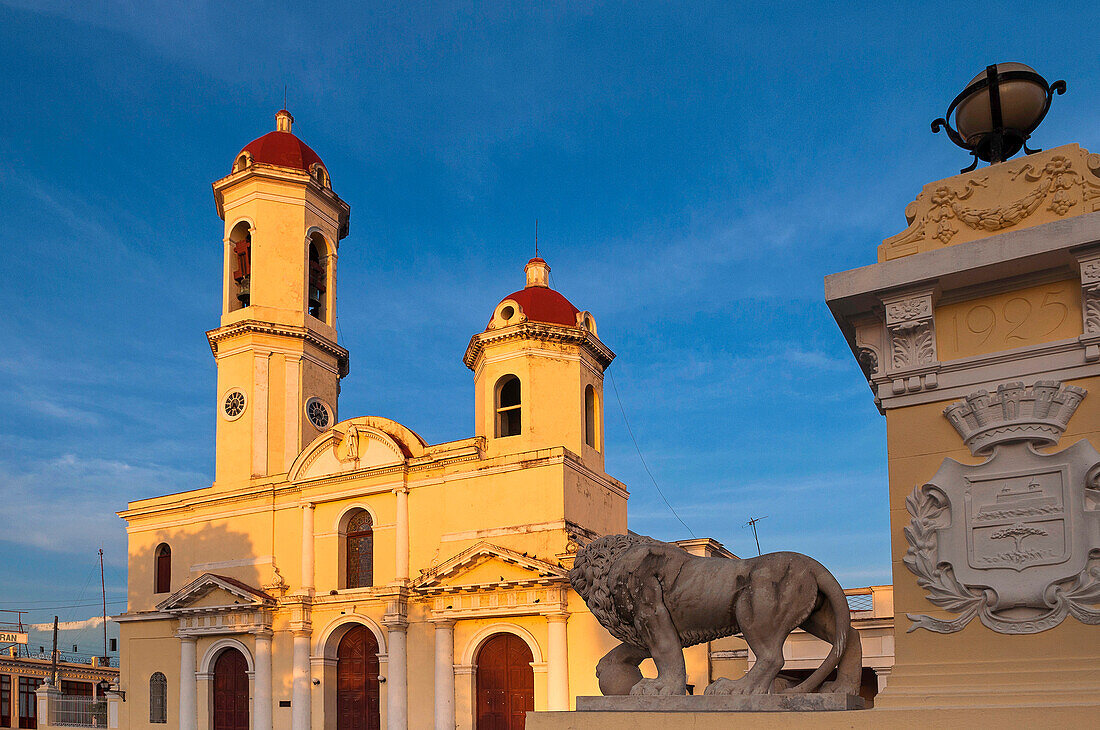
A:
[903,483,1100,634]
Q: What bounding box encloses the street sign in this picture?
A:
[0,632,28,644]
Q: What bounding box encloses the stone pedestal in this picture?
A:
[577,694,866,711]
[527,706,1098,730]
[825,144,1100,714]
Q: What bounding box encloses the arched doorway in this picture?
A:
[476,633,534,730]
[212,648,249,730]
[337,625,381,730]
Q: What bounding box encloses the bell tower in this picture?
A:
[464,258,614,469]
[208,110,351,487]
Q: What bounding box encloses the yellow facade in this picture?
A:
[826,142,1100,714]
[115,112,633,730]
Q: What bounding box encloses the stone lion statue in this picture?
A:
[568,534,861,696]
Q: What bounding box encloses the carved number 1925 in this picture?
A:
[951,290,1069,351]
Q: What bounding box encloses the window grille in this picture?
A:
[149,672,167,723]
[346,511,374,589]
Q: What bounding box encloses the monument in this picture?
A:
[529,62,1100,728]
[823,62,1100,723]
[566,534,863,708]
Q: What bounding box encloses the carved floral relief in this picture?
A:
[880,145,1100,261]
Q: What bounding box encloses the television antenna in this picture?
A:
[744,516,767,556]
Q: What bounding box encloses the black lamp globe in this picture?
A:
[932,62,1066,172]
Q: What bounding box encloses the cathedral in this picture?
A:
[114,110,641,730]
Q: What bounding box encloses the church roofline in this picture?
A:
[212,163,351,238]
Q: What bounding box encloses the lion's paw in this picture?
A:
[629,677,686,696]
[704,677,750,696]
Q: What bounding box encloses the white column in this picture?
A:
[433,620,455,730]
[106,689,121,729]
[179,635,198,730]
[546,614,569,710]
[291,629,312,730]
[394,486,409,582]
[385,621,408,730]
[301,503,315,593]
[254,631,273,730]
[35,683,59,727]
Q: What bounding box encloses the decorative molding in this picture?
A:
[943,380,1086,455]
[1075,249,1100,362]
[880,145,1100,261]
[880,289,940,394]
[464,321,615,370]
[206,319,350,377]
[414,541,568,591]
[903,381,1100,634]
[890,321,935,369]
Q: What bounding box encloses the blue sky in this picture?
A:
[1,1,1098,652]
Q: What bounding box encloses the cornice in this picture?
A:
[0,658,117,679]
[463,322,615,370]
[206,319,349,376]
[211,163,351,237]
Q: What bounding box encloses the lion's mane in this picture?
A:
[568,533,662,648]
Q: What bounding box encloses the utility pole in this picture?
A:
[99,548,108,661]
[744,516,768,556]
[51,616,59,686]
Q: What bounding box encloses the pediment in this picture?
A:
[414,542,567,593]
[289,417,429,482]
[157,573,275,612]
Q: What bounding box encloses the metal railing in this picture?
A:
[54,696,107,728]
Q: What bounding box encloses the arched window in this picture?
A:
[346,511,373,589]
[308,235,327,321]
[232,152,251,173]
[496,376,521,437]
[585,384,599,450]
[229,222,252,310]
[149,672,167,724]
[154,544,171,594]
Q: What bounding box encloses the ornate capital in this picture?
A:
[1075,248,1100,359]
[879,289,940,393]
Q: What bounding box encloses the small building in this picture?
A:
[0,647,118,728]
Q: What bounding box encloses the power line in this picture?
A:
[0,597,126,605]
[607,369,696,538]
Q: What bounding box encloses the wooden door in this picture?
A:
[337,625,381,730]
[476,634,534,730]
[213,649,249,730]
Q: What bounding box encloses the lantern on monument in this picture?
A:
[931,62,1066,172]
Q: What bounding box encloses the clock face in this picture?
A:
[306,397,331,430]
[223,390,247,420]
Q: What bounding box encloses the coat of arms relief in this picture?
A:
[903,381,1100,634]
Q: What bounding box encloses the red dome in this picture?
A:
[490,286,579,328]
[239,130,324,172]
[237,111,324,173]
